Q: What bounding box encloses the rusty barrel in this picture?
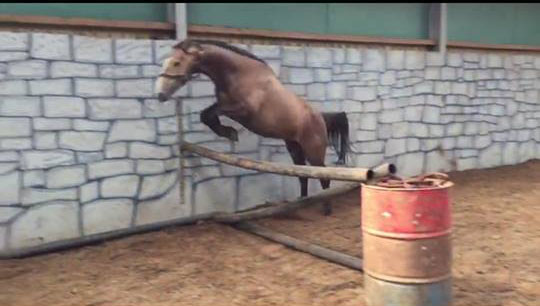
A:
[361,180,453,306]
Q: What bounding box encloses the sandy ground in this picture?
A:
[1,160,539,306]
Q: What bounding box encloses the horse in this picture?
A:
[155,39,350,215]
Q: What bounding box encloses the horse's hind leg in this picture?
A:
[300,138,332,216]
[285,141,308,197]
[319,179,331,215]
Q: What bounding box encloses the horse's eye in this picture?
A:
[173,62,180,67]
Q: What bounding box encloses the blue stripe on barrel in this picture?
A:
[365,274,452,306]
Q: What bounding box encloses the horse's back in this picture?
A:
[265,76,327,142]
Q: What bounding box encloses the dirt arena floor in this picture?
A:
[1,160,539,306]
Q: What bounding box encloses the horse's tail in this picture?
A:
[322,112,350,165]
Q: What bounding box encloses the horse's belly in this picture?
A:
[239,114,300,140]
[220,88,307,141]
[245,125,286,139]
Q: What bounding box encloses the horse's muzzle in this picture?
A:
[157,92,168,102]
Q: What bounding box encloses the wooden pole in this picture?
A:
[181,141,375,182]
[212,164,397,223]
[234,222,363,271]
[370,163,396,179]
[213,183,360,223]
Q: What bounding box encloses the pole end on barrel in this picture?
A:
[366,169,375,181]
[388,163,397,175]
[371,163,397,178]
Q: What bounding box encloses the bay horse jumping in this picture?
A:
[155,39,350,215]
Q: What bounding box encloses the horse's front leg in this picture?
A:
[200,103,238,142]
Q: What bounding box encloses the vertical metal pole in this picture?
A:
[166,3,187,40]
[439,3,447,54]
[175,3,187,40]
[176,98,185,205]
[166,3,176,23]
[429,3,447,54]
[167,3,187,202]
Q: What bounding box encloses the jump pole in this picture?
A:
[181,141,397,182]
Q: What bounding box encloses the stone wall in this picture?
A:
[0,32,185,255]
[1,31,539,255]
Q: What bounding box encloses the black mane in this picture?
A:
[174,39,267,65]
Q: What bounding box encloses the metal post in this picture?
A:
[167,3,187,40]
[167,3,187,202]
[166,3,175,23]
[429,3,447,54]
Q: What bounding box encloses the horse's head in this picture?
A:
[155,40,204,102]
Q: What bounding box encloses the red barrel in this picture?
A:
[361,181,453,306]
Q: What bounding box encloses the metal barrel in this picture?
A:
[361,181,453,306]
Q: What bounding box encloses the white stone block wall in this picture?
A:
[0,32,184,255]
[1,31,540,255]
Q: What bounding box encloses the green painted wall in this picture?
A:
[187,3,329,34]
[327,4,429,39]
[448,3,540,46]
[1,3,539,46]
[187,3,430,39]
[0,3,167,22]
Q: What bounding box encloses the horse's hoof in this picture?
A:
[225,129,239,142]
[333,158,345,166]
[323,204,332,216]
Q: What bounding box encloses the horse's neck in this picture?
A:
[196,47,240,89]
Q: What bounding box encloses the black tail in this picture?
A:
[322,112,350,165]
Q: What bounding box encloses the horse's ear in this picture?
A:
[186,42,204,57]
[194,48,204,58]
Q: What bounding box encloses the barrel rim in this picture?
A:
[365,270,452,284]
[361,180,454,191]
[362,227,452,239]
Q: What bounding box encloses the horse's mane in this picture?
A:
[173,39,267,65]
